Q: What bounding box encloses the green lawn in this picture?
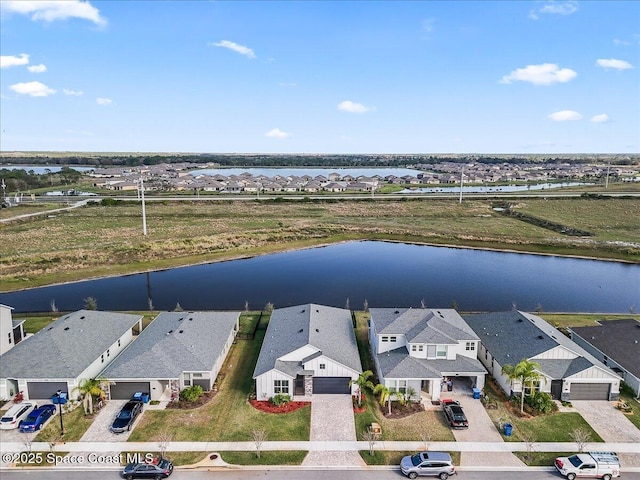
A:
[128,329,310,442]
[34,405,93,442]
[539,314,640,329]
[217,451,307,465]
[617,393,640,430]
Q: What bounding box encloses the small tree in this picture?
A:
[373,384,392,415]
[179,385,203,402]
[174,302,184,312]
[350,370,374,407]
[570,427,592,453]
[244,300,249,312]
[361,428,377,456]
[345,297,350,310]
[157,430,174,459]
[363,299,369,312]
[50,298,58,313]
[73,378,107,415]
[502,358,543,413]
[420,429,433,451]
[148,298,154,311]
[252,429,267,458]
[264,302,274,313]
[84,296,98,310]
[420,298,426,309]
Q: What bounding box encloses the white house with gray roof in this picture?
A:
[100,311,240,401]
[0,304,25,356]
[463,311,621,401]
[370,308,486,403]
[253,304,362,400]
[0,310,142,401]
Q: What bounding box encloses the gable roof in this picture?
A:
[570,319,640,378]
[101,311,240,379]
[371,308,479,344]
[0,310,142,379]
[463,311,620,380]
[253,303,362,378]
[377,348,486,379]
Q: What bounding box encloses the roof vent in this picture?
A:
[169,330,173,333]
[298,329,303,333]
[80,316,85,319]
[518,319,523,322]
[189,317,193,321]
[394,310,399,314]
[64,327,70,331]
[178,317,183,321]
[179,330,184,334]
[538,335,544,339]
[48,327,54,331]
[495,333,498,336]
[316,309,319,313]
[301,309,305,313]
[316,328,319,333]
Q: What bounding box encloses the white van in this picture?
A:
[0,402,38,430]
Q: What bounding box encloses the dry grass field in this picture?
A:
[1,197,638,291]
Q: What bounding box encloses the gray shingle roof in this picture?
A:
[101,311,240,380]
[0,310,142,379]
[371,308,479,344]
[570,319,640,378]
[253,304,362,378]
[376,349,486,379]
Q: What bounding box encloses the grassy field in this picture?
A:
[34,405,94,442]
[539,314,640,329]
[1,196,638,291]
[217,451,307,465]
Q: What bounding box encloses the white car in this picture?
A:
[0,402,38,430]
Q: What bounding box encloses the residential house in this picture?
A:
[569,319,640,398]
[100,311,240,401]
[253,304,362,400]
[463,311,621,401]
[0,304,25,355]
[369,308,486,403]
[0,310,142,401]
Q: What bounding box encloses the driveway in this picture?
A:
[446,379,525,467]
[571,400,640,468]
[79,400,137,441]
[302,394,365,467]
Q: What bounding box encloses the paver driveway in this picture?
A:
[302,394,365,467]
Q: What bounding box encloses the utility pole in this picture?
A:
[459,166,464,204]
[140,178,147,236]
[605,164,610,189]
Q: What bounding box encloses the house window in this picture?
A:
[436,345,447,357]
[465,342,475,351]
[107,349,110,357]
[8,333,12,344]
[274,380,289,394]
[319,364,326,370]
[193,373,203,378]
[427,345,436,358]
[183,373,191,386]
[382,336,389,342]
[411,345,417,352]
[390,336,397,342]
[118,339,121,347]
[397,380,407,394]
[101,354,104,363]
[523,380,540,396]
[418,345,424,352]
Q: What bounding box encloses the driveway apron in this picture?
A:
[302,394,365,467]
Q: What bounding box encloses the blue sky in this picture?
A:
[1,0,638,154]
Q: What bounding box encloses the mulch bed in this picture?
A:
[353,393,368,413]
[250,400,310,414]
[382,401,424,419]
[166,391,217,410]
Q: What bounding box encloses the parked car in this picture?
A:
[0,402,38,430]
[121,459,173,479]
[442,399,468,429]
[110,400,143,433]
[400,451,457,479]
[555,452,621,480]
[19,404,56,432]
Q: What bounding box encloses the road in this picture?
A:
[5,467,640,480]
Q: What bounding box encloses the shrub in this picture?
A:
[269,394,291,407]
[179,385,204,403]
[525,392,556,414]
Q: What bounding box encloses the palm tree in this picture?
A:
[350,370,374,407]
[502,359,543,413]
[373,383,393,415]
[73,378,107,415]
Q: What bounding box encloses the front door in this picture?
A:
[421,380,430,393]
[295,375,305,396]
[551,380,562,400]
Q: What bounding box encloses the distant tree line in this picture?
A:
[0,167,82,191]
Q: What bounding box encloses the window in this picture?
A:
[382,336,389,342]
[8,333,12,344]
[427,345,436,358]
[319,363,326,370]
[101,354,104,363]
[183,373,191,386]
[397,380,407,393]
[465,342,475,351]
[118,339,121,347]
[274,380,289,394]
[436,345,447,357]
[193,373,203,378]
[107,349,110,357]
[418,345,424,352]
[390,336,397,342]
[523,380,540,396]
[411,345,417,352]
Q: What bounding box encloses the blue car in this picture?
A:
[19,404,56,432]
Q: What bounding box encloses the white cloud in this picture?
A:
[1,53,29,68]
[591,114,609,123]
[548,110,582,121]
[1,0,107,26]
[596,58,633,70]
[96,97,112,106]
[27,64,47,73]
[613,38,631,46]
[265,128,290,139]
[338,100,375,113]
[63,88,83,96]
[10,81,56,97]
[209,40,255,59]
[500,63,577,85]
[540,1,578,15]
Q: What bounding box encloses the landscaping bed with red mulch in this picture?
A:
[250,400,310,414]
[353,394,368,413]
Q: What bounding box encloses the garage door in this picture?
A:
[109,382,151,400]
[312,377,351,394]
[570,383,610,400]
[27,382,68,400]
